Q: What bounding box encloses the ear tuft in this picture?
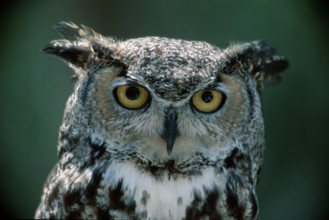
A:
[222,41,289,88]
[43,21,120,76]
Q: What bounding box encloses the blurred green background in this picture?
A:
[1,0,328,219]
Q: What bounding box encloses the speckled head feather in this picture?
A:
[36,21,288,220]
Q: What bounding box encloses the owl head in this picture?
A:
[44,22,288,175]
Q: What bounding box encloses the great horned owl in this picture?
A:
[35,22,288,219]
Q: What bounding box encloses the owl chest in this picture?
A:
[99,162,223,219]
[52,159,256,219]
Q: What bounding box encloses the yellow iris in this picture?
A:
[116,85,149,109]
[191,89,223,113]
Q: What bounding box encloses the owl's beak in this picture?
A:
[162,109,177,155]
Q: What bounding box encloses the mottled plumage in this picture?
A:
[35,21,288,219]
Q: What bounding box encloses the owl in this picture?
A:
[35,22,288,220]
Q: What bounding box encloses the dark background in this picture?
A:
[1,0,328,219]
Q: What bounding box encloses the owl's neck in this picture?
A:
[103,160,225,219]
[89,152,257,219]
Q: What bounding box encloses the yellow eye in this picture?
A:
[115,85,150,109]
[191,89,224,113]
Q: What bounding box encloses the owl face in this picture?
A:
[70,37,259,166]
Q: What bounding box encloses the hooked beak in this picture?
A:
[161,109,178,155]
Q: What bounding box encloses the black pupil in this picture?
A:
[126,86,140,100]
[201,91,213,103]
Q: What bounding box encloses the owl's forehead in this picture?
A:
[116,37,223,100]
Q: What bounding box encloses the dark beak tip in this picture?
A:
[166,142,174,155]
